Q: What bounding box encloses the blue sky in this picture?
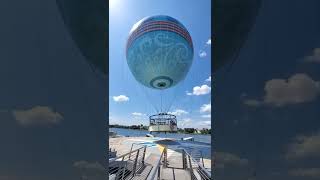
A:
[109,0,211,128]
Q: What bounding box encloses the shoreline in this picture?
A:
[110,127,211,136]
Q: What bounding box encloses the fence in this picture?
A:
[109,146,147,180]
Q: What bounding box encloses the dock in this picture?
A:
[109,137,211,180]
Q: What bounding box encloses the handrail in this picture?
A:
[109,146,145,163]
[129,143,144,160]
[109,145,211,180]
[146,150,164,180]
[183,148,211,179]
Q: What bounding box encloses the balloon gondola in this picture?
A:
[149,113,177,133]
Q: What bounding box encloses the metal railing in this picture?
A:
[109,148,118,159]
[147,147,212,180]
[146,150,164,180]
[109,145,212,180]
[109,146,147,180]
[183,147,206,168]
[183,149,211,180]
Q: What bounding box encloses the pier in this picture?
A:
[109,137,211,180]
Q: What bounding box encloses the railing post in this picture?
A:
[131,149,140,178]
[142,145,147,165]
[146,149,163,180]
[200,151,205,168]
[120,160,127,180]
[157,165,161,180]
[163,147,167,168]
[115,156,125,180]
[182,149,186,169]
[188,155,194,178]
[129,143,135,160]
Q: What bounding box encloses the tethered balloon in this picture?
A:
[126,15,194,90]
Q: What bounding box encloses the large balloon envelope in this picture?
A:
[213,0,262,71]
[55,0,108,74]
[126,15,194,90]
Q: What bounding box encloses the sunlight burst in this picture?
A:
[109,0,119,10]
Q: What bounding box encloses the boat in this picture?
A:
[181,137,194,141]
[146,133,154,137]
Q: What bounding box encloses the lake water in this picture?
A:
[110,128,212,158]
[110,128,211,144]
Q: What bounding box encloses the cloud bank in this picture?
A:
[200,103,211,113]
[289,168,320,178]
[214,152,249,169]
[286,130,320,160]
[12,106,63,126]
[187,85,211,96]
[113,95,129,102]
[304,48,320,63]
[244,73,320,107]
[168,109,188,116]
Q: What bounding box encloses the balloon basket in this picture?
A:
[148,113,177,133]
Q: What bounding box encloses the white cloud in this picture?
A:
[206,38,211,45]
[243,99,262,107]
[188,85,211,96]
[244,73,320,107]
[109,115,114,123]
[113,95,129,102]
[199,50,207,58]
[214,152,249,169]
[304,48,320,63]
[286,130,320,159]
[179,118,192,128]
[73,160,105,172]
[199,120,211,127]
[201,114,211,118]
[240,93,248,98]
[289,168,320,178]
[12,106,63,126]
[132,112,146,116]
[109,116,127,125]
[179,118,211,129]
[73,161,105,180]
[205,76,211,82]
[264,74,320,106]
[168,109,188,116]
[200,103,211,113]
[198,38,211,59]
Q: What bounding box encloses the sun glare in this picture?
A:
[109,0,119,10]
